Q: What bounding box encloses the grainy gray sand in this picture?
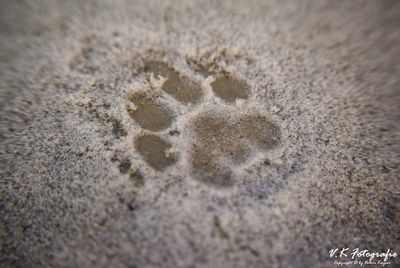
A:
[1,1,399,267]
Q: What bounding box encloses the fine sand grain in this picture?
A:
[1,1,399,267]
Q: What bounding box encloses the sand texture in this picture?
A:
[1,0,399,267]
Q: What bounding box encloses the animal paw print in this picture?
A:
[127,60,281,187]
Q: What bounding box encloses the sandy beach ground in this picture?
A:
[1,0,399,267]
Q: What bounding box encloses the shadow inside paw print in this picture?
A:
[134,133,177,171]
[144,61,203,104]
[128,60,281,187]
[189,110,280,186]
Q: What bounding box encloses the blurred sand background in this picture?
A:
[1,0,399,267]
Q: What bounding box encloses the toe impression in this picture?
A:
[134,134,177,171]
[144,61,202,104]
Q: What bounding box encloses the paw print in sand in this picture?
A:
[127,61,281,187]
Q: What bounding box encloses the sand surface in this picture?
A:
[1,0,399,267]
